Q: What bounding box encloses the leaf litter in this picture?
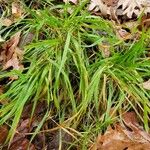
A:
[0,101,74,150]
[0,31,23,71]
[0,0,150,149]
[90,112,150,150]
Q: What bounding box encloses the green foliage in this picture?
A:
[0,1,150,149]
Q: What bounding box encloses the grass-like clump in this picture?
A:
[0,0,150,149]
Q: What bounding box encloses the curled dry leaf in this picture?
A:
[91,112,150,150]
[116,28,132,40]
[0,31,24,71]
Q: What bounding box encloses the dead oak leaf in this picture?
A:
[117,0,150,18]
[1,31,23,71]
[91,125,150,150]
[3,52,23,70]
[91,112,150,150]
[122,112,150,143]
[2,31,21,61]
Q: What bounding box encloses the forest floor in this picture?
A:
[0,0,150,150]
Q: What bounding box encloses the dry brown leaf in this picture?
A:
[142,79,150,90]
[88,0,150,21]
[7,102,48,149]
[19,32,34,48]
[117,0,150,18]
[139,15,150,30]
[91,112,150,150]
[122,111,139,127]
[89,0,111,17]
[9,138,36,150]
[0,31,23,71]
[99,44,111,58]
[0,86,9,104]
[12,2,23,19]
[0,125,8,145]
[47,130,73,150]
[1,18,13,27]
[122,112,150,143]
[116,28,132,40]
[2,31,21,61]
[3,52,23,70]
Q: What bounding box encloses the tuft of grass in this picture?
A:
[0,1,150,149]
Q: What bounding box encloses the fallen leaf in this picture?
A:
[1,31,24,71]
[12,2,23,19]
[21,102,47,119]
[19,32,34,49]
[0,125,8,145]
[88,0,150,21]
[9,101,47,149]
[0,86,8,104]
[117,29,131,40]
[98,43,111,58]
[139,15,150,30]
[3,52,23,70]
[142,79,150,90]
[1,18,13,27]
[122,112,150,143]
[117,0,150,18]
[91,112,150,150]
[122,111,139,127]
[9,138,36,150]
[47,129,73,150]
[33,133,46,150]
[88,0,111,17]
